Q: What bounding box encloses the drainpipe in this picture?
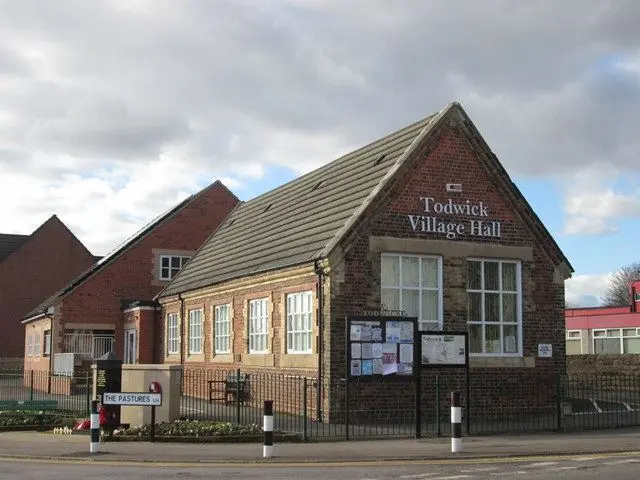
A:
[47,315,54,393]
[314,260,325,422]
[178,294,185,365]
[152,305,159,364]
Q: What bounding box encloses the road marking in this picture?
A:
[571,456,603,461]
[604,459,640,465]
[434,476,471,480]
[460,467,500,472]
[550,466,578,471]
[400,473,438,478]
[524,461,558,468]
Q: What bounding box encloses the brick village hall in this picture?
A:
[156,101,573,420]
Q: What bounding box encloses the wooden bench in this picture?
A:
[0,400,59,411]
[208,373,250,404]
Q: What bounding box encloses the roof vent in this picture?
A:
[312,180,324,191]
[264,203,272,212]
[373,153,387,166]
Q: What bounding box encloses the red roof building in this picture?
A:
[0,216,97,359]
[21,181,239,378]
[565,281,640,354]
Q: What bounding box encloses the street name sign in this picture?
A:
[102,392,162,406]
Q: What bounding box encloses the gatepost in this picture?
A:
[92,352,123,435]
[118,364,182,427]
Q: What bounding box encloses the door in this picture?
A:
[124,329,137,364]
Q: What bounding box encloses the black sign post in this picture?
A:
[94,352,123,436]
[345,312,420,438]
[419,331,470,434]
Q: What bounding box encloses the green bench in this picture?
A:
[0,400,59,411]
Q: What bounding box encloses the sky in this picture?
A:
[1,0,639,307]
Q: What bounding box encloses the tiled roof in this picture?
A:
[0,234,29,262]
[159,110,444,297]
[23,181,233,321]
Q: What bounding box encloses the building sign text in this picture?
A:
[408,197,502,239]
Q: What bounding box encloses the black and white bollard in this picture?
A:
[90,400,100,454]
[451,392,462,453]
[263,400,274,458]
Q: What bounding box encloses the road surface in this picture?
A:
[1,453,639,479]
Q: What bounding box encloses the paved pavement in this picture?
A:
[2,453,640,479]
[1,427,640,464]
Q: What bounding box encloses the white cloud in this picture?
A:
[561,168,640,235]
[1,0,640,255]
[565,273,613,307]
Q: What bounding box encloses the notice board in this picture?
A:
[420,331,469,368]
[345,315,418,379]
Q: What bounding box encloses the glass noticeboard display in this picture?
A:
[346,315,418,378]
[420,332,469,367]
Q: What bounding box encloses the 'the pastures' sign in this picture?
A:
[102,392,162,406]
[408,197,502,239]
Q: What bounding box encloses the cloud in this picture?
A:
[561,168,640,235]
[1,0,640,252]
[565,273,613,307]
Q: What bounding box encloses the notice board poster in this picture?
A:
[346,315,418,378]
[420,331,469,367]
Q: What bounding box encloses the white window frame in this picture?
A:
[249,298,269,354]
[166,313,179,355]
[43,330,51,356]
[380,253,443,331]
[34,332,41,357]
[159,255,191,281]
[214,304,231,355]
[593,328,640,354]
[188,309,204,355]
[467,258,523,357]
[286,291,313,354]
[26,335,33,357]
[566,330,582,355]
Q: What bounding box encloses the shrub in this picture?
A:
[0,411,76,429]
[114,420,264,437]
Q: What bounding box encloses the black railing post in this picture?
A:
[436,375,441,436]
[345,377,350,441]
[303,377,308,441]
[236,368,241,425]
[29,370,34,401]
[556,373,562,431]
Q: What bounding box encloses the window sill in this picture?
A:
[279,354,317,369]
[210,354,234,363]
[185,353,205,363]
[240,354,275,367]
[470,356,535,368]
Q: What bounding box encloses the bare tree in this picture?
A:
[603,261,640,306]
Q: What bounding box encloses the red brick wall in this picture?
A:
[159,268,321,416]
[54,183,238,362]
[123,307,157,364]
[0,216,95,358]
[326,124,566,418]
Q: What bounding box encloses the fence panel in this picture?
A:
[561,374,640,431]
[180,369,315,438]
[180,369,640,440]
[0,370,91,416]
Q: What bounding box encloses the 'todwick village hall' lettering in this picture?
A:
[22,102,573,425]
[408,197,502,239]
